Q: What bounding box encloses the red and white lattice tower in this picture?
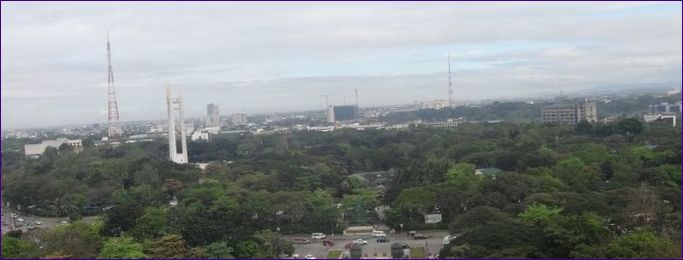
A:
[106,31,122,138]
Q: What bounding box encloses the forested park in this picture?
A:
[2,118,681,258]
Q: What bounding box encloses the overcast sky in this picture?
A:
[2,2,681,129]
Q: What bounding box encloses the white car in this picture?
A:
[16,218,24,222]
[304,255,316,259]
[34,221,42,225]
[371,230,386,238]
[353,238,368,245]
[311,233,326,240]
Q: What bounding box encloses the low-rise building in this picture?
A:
[24,138,82,157]
[542,100,597,124]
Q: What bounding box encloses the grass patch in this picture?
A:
[326,250,342,259]
[410,247,426,258]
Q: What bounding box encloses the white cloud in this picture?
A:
[1,1,681,128]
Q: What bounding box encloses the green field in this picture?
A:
[326,250,342,259]
[411,247,426,258]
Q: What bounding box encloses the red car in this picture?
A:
[322,240,335,247]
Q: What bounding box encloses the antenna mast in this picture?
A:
[448,51,453,108]
[106,31,122,138]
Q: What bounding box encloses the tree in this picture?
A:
[98,237,146,258]
[203,242,235,259]
[234,239,271,258]
[616,118,644,141]
[131,207,168,240]
[445,163,481,191]
[449,206,512,233]
[605,231,680,258]
[2,236,38,258]
[518,204,563,226]
[41,221,104,258]
[543,212,609,258]
[144,234,189,258]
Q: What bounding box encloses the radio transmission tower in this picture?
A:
[448,52,453,108]
[106,31,122,138]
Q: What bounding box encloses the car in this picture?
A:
[322,240,335,246]
[27,225,36,230]
[34,221,42,225]
[16,218,24,222]
[60,220,69,225]
[413,233,428,239]
[11,213,17,218]
[443,234,458,245]
[304,255,316,259]
[290,238,311,244]
[371,230,386,238]
[353,238,368,245]
[311,232,326,240]
[407,230,417,237]
[292,254,300,259]
[376,237,389,243]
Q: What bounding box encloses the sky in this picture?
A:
[1,2,681,129]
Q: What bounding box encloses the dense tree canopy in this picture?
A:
[2,104,681,258]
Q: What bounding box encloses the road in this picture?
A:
[285,230,447,259]
[1,208,100,234]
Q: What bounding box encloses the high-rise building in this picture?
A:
[650,102,682,113]
[542,101,597,124]
[167,87,188,164]
[231,112,248,126]
[207,103,220,127]
[332,105,358,121]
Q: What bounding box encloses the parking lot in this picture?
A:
[1,208,100,234]
[285,230,448,259]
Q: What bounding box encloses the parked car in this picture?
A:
[16,218,24,222]
[407,230,417,237]
[413,233,428,239]
[354,238,368,245]
[371,230,386,238]
[376,237,389,243]
[34,221,42,225]
[304,255,316,259]
[290,238,311,244]
[322,240,335,246]
[311,233,326,240]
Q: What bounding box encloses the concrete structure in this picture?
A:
[332,105,358,121]
[191,130,210,141]
[326,106,335,123]
[644,113,677,126]
[24,138,82,156]
[649,102,682,113]
[231,112,248,126]
[167,86,188,164]
[421,99,449,110]
[542,101,597,124]
[207,103,220,127]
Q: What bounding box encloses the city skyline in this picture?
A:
[2,2,681,129]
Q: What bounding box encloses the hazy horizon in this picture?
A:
[2,2,681,129]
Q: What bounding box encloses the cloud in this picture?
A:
[1,2,681,128]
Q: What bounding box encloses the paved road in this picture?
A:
[286,230,447,259]
[1,208,100,234]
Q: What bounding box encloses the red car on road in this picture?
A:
[322,240,334,247]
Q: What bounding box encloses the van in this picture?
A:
[371,230,386,238]
[311,233,326,240]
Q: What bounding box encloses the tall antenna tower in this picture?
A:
[106,31,122,138]
[448,52,453,108]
